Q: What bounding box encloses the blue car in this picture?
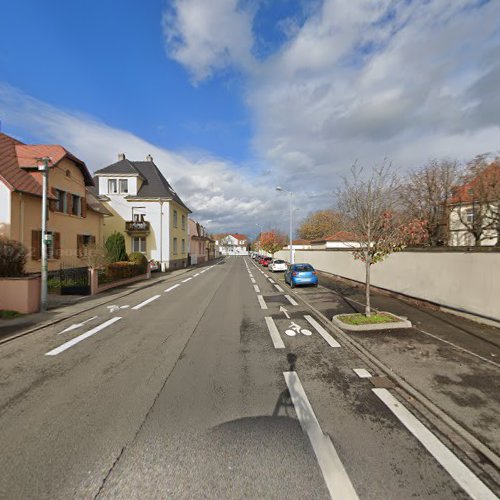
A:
[284,263,318,288]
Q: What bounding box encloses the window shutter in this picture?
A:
[81,197,87,218]
[31,230,41,260]
[77,234,83,258]
[54,232,61,259]
[49,188,58,211]
[90,235,96,245]
[66,192,72,214]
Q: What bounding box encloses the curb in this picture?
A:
[331,312,412,331]
[0,264,207,346]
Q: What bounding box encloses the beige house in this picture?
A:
[92,154,191,270]
[0,132,111,273]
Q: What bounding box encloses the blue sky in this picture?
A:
[1,1,499,236]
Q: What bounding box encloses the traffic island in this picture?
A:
[332,312,412,331]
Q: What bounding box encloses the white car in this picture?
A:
[269,259,287,272]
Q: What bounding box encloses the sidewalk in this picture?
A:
[0,267,193,343]
[280,270,500,467]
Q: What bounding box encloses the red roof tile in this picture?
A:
[448,162,500,204]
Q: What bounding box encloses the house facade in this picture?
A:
[188,218,212,264]
[93,154,191,270]
[217,233,248,255]
[0,132,110,273]
[448,163,500,246]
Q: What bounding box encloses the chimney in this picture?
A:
[118,153,126,161]
[146,154,153,162]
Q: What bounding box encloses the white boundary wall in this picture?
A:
[275,249,500,322]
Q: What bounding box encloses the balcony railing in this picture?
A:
[125,220,151,234]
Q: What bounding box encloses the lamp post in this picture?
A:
[37,157,51,311]
[276,186,294,264]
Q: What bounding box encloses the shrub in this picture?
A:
[105,232,128,263]
[106,261,142,282]
[0,238,27,277]
[128,252,148,273]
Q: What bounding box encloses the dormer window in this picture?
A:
[119,179,128,193]
[108,179,118,194]
[107,178,128,194]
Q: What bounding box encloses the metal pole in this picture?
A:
[40,159,49,311]
[289,193,292,264]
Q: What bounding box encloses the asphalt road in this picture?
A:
[0,256,497,499]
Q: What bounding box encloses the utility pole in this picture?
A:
[276,186,294,264]
[37,157,51,311]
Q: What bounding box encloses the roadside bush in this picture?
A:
[105,232,128,263]
[128,252,148,273]
[105,261,142,282]
[0,238,27,277]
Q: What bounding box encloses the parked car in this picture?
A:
[149,259,160,272]
[284,263,318,288]
[261,257,272,267]
[269,259,287,272]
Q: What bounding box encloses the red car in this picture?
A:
[261,257,272,267]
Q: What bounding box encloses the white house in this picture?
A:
[217,233,248,255]
[92,153,191,270]
[310,232,361,249]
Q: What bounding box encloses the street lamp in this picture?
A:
[276,186,294,264]
[37,157,51,311]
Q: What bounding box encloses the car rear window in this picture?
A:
[294,264,314,272]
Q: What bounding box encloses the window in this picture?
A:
[182,239,185,254]
[465,208,474,223]
[132,207,146,222]
[173,237,178,255]
[72,195,81,216]
[119,179,128,194]
[77,234,95,257]
[181,214,186,230]
[173,210,178,227]
[56,189,66,212]
[132,236,146,253]
[108,179,118,194]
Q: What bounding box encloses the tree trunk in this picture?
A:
[365,257,371,317]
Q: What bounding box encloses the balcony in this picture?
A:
[125,220,151,235]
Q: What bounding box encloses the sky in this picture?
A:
[1,0,499,238]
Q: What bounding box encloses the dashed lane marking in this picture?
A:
[132,295,161,310]
[165,284,180,292]
[353,368,372,378]
[254,284,261,293]
[304,315,341,348]
[284,295,299,306]
[46,317,122,356]
[182,277,192,283]
[265,317,285,349]
[257,295,268,310]
[251,278,256,284]
[373,388,498,500]
[284,372,359,500]
[274,284,284,293]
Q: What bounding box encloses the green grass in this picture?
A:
[0,309,22,319]
[337,312,398,325]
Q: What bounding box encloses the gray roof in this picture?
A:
[94,158,190,212]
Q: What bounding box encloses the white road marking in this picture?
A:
[257,295,268,310]
[304,315,341,348]
[280,306,290,319]
[107,305,120,313]
[251,278,256,284]
[275,284,284,292]
[353,368,372,378]
[182,277,192,282]
[46,317,122,356]
[194,273,200,277]
[165,284,180,292]
[120,305,129,309]
[284,295,299,306]
[265,317,285,349]
[132,294,161,310]
[284,372,359,500]
[268,278,275,283]
[373,388,497,500]
[59,316,98,334]
[254,285,261,293]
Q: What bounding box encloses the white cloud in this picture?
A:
[164,0,500,197]
[0,84,288,236]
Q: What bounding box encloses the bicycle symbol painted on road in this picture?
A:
[284,321,312,337]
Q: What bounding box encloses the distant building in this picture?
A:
[188,218,214,264]
[310,232,361,249]
[92,153,191,270]
[284,239,312,250]
[217,233,248,255]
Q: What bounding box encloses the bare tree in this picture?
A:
[452,155,500,246]
[337,162,424,316]
[401,158,461,246]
